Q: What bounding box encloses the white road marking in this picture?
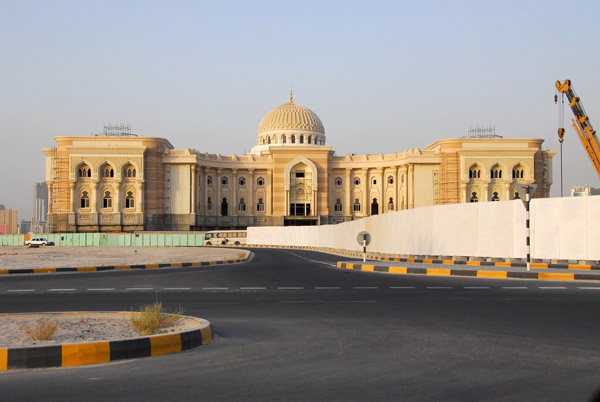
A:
[538,287,567,290]
[48,289,76,292]
[277,287,304,290]
[278,300,376,304]
[240,287,267,290]
[502,286,529,289]
[7,289,35,292]
[464,287,490,290]
[578,287,600,290]
[285,251,337,267]
[427,287,452,289]
[164,287,192,290]
[202,287,229,290]
[390,286,416,289]
[315,286,341,290]
[126,288,154,291]
[353,286,378,289]
[87,288,115,291]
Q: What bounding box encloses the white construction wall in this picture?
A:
[247,196,600,261]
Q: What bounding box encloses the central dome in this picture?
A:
[257,102,325,135]
[254,92,326,149]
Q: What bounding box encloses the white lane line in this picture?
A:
[277,287,304,290]
[390,286,416,289]
[278,300,376,304]
[126,288,154,291]
[502,287,529,290]
[578,287,600,290]
[315,286,341,290]
[538,287,567,290]
[285,251,337,267]
[353,286,379,289]
[427,287,452,289]
[7,289,36,292]
[48,289,76,292]
[464,287,490,290]
[202,287,229,290]
[240,287,267,290]
[88,288,115,291]
[164,287,192,291]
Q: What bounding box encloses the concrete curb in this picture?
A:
[0,253,252,276]
[336,262,600,282]
[0,312,212,370]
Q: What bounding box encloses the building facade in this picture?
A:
[43,96,556,233]
[0,207,18,234]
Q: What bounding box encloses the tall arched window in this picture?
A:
[238,198,246,212]
[207,176,213,185]
[334,198,342,212]
[371,198,379,215]
[125,191,135,209]
[387,197,394,211]
[353,198,361,212]
[387,176,394,184]
[221,198,228,216]
[291,135,296,144]
[470,192,479,203]
[353,177,361,186]
[257,198,265,212]
[80,191,90,208]
[257,177,265,186]
[491,191,500,201]
[102,191,112,208]
[238,177,246,186]
[335,177,342,186]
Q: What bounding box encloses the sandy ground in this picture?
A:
[0,312,202,348]
[0,246,249,270]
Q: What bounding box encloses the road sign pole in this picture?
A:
[363,239,366,262]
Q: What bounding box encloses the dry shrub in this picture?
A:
[130,301,183,336]
[23,320,59,341]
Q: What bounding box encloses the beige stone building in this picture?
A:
[43,95,556,232]
[0,207,18,234]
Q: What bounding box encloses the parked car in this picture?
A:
[25,238,55,247]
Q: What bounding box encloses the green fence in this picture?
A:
[0,233,205,247]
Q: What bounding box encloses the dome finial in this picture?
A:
[290,89,293,104]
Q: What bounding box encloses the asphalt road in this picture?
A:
[1,248,599,402]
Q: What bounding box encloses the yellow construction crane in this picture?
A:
[555,79,600,180]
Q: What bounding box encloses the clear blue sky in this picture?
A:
[1,0,599,222]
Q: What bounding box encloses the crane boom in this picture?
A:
[555,79,600,179]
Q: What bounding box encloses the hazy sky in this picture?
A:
[1,0,599,222]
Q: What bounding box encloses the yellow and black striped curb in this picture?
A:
[0,312,212,371]
[0,255,251,276]
[218,244,600,271]
[336,262,600,281]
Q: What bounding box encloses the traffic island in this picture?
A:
[0,312,212,370]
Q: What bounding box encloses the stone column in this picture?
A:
[379,169,385,213]
[361,168,368,216]
[232,169,238,216]
[191,165,196,214]
[267,169,273,215]
[115,180,122,213]
[408,165,414,209]
[91,181,98,213]
[345,168,351,217]
[217,168,222,216]
[394,167,399,211]
[248,169,254,216]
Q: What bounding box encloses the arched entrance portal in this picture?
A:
[289,163,312,217]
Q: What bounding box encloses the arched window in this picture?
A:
[78,166,91,178]
[308,136,312,144]
[371,198,379,215]
[300,135,304,144]
[334,198,343,212]
[125,191,135,209]
[291,135,295,144]
[512,168,524,179]
[238,177,246,186]
[257,177,265,186]
[491,191,500,201]
[353,177,361,186]
[102,191,112,209]
[80,191,90,208]
[238,198,246,212]
[257,198,265,212]
[387,197,394,211]
[353,198,361,212]
[267,136,271,144]
[491,168,502,179]
[372,177,377,185]
[221,177,228,186]
[469,168,481,179]
[513,191,521,200]
[207,176,213,185]
[207,197,213,211]
[221,198,228,216]
[102,168,114,178]
[334,177,342,186]
[387,176,394,184]
[126,168,137,178]
[470,192,479,203]
[282,135,286,144]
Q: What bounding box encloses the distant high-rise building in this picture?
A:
[19,220,31,234]
[32,182,48,233]
[0,208,18,234]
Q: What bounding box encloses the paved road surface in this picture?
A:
[1,248,599,402]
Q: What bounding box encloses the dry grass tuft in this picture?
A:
[23,320,59,341]
[130,301,184,336]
